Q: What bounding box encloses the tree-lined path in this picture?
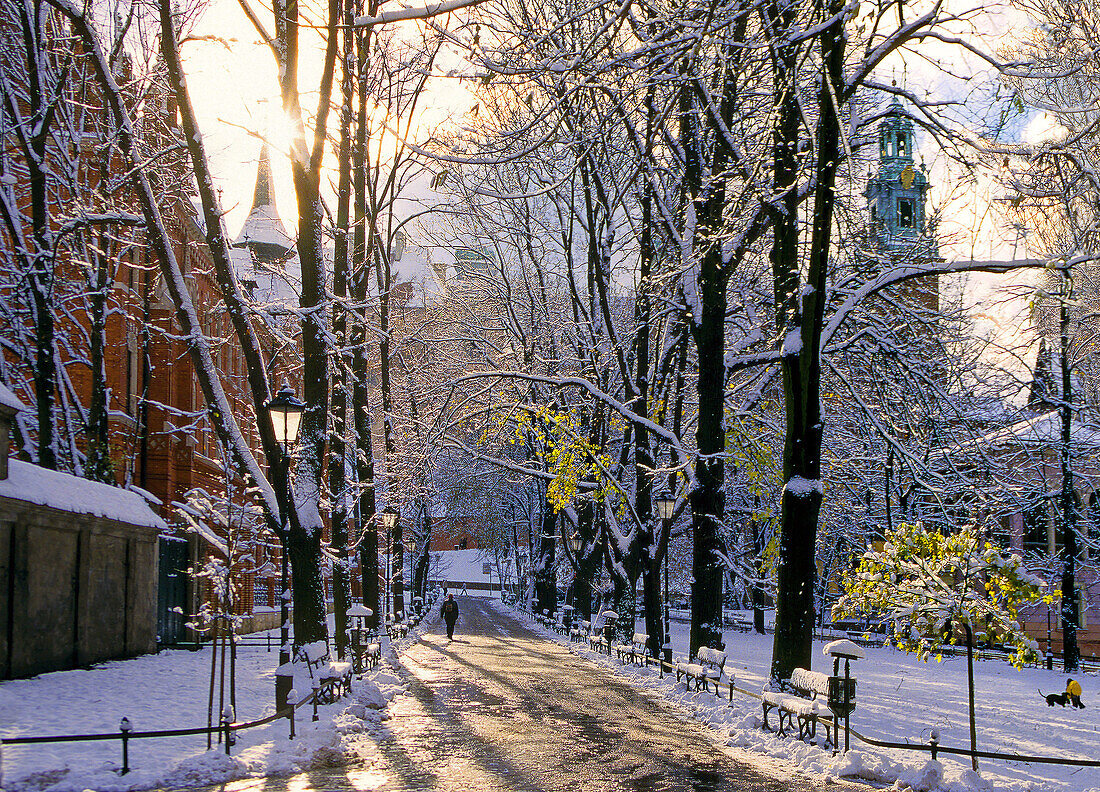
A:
[213,599,834,791]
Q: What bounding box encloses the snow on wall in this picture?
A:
[0,459,167,529]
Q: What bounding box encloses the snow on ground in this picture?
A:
[5,602,1099,792]
[0,622,419,792]
[512,603,1100,792]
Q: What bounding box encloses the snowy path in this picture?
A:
[208,598,832,791]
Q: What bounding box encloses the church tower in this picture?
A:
[865,100,939,310]
[234,145,295,265]
[865,101,938,259]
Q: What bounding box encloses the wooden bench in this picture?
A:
[349,628,381,673]
[761,668,838,744]
[296,642,353,704]
[570,619,590,643]
[674,646,728,693]
[615,633,649,665]
[845,630,883,648]
[732,618,754,633]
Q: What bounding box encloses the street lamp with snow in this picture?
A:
[379,509,400,620]
[655,492,676,664]
[266,384,304,713]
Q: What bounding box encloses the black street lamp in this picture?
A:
[655,492,676,664]
[266,384,304,712]
[379,509,400,621]
[568,532,583,629]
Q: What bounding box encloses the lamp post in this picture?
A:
[568,532,582,630]
[379,509,400,621]
[402,528,417,605]
[655,492,676,664]
[266,384,304,713]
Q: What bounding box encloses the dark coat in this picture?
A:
[441,599,459,623]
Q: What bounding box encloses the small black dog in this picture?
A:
[1040,689,1069,707]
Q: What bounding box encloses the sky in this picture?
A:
[177,0,1045,382]
[181,0,298,237]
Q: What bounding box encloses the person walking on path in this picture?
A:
[1067,678,1086,708]
[441,593,460,640]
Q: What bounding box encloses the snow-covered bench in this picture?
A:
[675,646,728,693]
[570,619,591,643]
[296,642,353,704]
[761,667,837,744]
[588,627,608,654]
[615,633,650,665]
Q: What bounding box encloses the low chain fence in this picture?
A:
[0,686,328,784]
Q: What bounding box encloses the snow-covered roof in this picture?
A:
[977,411,1100,450]
[235,203,295,257]
[0,381,26,413]
[388,243,448,308]
[0,459,167,529]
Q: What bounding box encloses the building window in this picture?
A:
[896,132,907,157]
[1023,502,1049,554]
[898,199,914,229]
[1088,493,1100,552]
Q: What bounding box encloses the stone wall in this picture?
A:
[0,497,160,679]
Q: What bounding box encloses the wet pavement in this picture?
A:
[211,599,829,792]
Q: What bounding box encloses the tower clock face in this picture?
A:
[900,165,915,189]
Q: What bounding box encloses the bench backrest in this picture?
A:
[696,646,726,668]
[295,640,331,676]
[789,667,831,697]
[580,620,591,631]
[632,632,648,646]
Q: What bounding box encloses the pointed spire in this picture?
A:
[252,144,276,209]
[235,144,294,261]
[1028,337,1057,411]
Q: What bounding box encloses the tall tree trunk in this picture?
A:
[534,499,558,615]
[327,6,356,658]
[770,0,846,682]
[352,7,380,630]
[1060,277,1080,671]
[85,234,115,483]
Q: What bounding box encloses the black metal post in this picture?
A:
[964,622,978,772]
[222,707,234,756]
[275,448,292,713]
[844,657,851,753]
[119,719,131,775]
[1047,608,1054,670]
[663,518,672,664]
